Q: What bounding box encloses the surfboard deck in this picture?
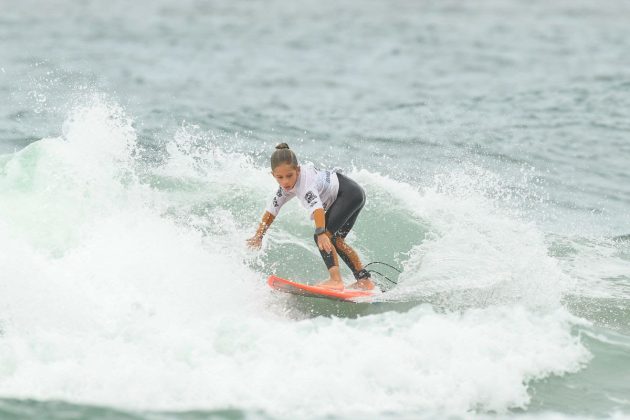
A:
[267,275,376,302]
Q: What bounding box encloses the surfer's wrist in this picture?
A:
[255,223,269,237]
[314,226,326,236]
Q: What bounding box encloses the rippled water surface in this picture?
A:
[1,0,629,419]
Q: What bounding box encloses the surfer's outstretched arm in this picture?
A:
[247,211,275,249]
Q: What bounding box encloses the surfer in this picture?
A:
[247,143,375,291]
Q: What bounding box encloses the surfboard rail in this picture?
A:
[267,275,375,302]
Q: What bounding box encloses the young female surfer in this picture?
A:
[247,143,375,291]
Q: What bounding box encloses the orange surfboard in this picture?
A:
[267,275,375,302]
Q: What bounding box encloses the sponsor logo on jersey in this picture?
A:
[305,191,317,205]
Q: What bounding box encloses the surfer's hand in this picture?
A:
[246,235,263,250]
[317,234,333,253]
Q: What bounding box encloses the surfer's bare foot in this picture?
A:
[348,278,375,290]
[317,278,344,290]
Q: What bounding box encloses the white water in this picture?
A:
[0,101,592,417]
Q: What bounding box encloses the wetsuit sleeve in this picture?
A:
[266,187,292,216]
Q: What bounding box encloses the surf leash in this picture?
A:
[364,261,402,290]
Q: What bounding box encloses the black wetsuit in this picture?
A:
[314,173,371,280]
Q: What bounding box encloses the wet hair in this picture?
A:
[270,143,299,170]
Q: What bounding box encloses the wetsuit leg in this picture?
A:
[332,235,370,280]
[314,174,371,280]
[315,231,339,270]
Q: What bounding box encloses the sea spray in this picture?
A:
[0,102,592,417]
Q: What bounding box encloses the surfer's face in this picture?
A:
[272,164,299,190]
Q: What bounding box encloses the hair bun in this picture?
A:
[275,143,290,150]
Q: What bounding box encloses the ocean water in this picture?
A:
[1,0,629,419]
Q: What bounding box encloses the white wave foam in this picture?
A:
[353,168,572,309]
[0,301,589,416]
[556,237,630,300]
[0,98,140,254]
[0,102,592,417]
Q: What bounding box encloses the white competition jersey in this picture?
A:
[266,164,340,219]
